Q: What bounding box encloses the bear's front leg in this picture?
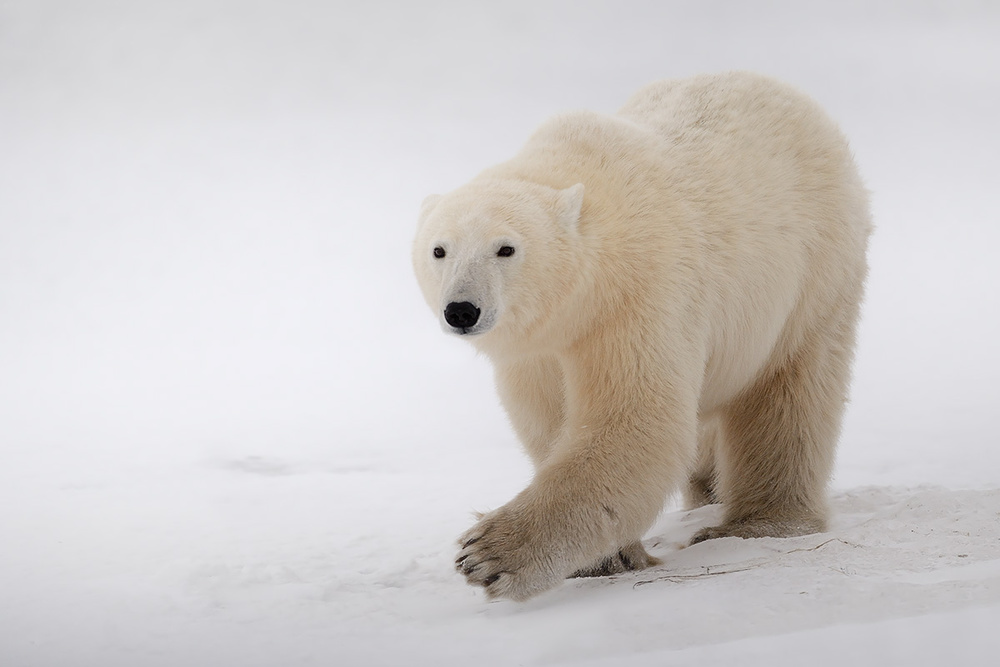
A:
[455,429,687,600]
[456,337,700,600]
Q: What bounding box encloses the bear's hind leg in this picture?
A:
[691,318,857,544]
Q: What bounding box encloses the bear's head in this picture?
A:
[413,179,585,351]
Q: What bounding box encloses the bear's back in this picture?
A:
[488,72,854,214]
[617,71,839,152]
[624,75,857,210]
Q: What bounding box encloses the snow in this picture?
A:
[1,1,999,665]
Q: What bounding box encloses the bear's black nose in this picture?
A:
[444,301,481,329]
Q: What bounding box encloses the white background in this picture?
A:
[1,1,998,665]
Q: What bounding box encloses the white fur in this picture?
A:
[413,72,871,601]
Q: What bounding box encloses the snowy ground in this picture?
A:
[1,1,999,665]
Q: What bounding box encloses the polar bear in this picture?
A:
[412,72,871,601]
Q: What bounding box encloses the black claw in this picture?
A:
[463,536,480,548]
[482,573,500,586]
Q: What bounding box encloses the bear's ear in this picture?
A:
[556,183,585,231]
[419,194,443,222]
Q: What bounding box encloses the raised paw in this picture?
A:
[454,504,570,601]
[570,541,661,578]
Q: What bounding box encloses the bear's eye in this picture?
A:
[433,247,446,259]
[497,246,515,257]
